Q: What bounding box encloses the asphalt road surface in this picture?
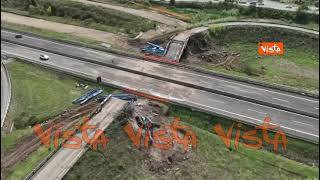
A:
[2,30,318,118]
[31,98,127,180]
[2,41,318,143]
[1,62,11,127]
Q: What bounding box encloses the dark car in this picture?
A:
[15,34,23,38]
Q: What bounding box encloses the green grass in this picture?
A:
[6,146,52,180]
[200,41,319,92]
[192,26,319,92]
[167,2,319,26]
[64,111,318,179]
[169,7,241,24]
[1,128,33,155]
[6,60,116,129]
[2,60,117,179]
[2,0,156,37]
[168,105,319,166]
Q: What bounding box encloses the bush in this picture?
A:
[221,8,240,16]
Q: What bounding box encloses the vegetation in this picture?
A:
[1,128,33,155]
[5,60,116,129]
[64,106,319,179]
[193,26,319,92]
[168,104,319,166]
[166,2,319,25]
[6,146,52,180]
[1,0,156,37]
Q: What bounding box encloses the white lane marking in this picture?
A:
[293,120,314,127]
[247,109,267,115]
[4,31,317,103]
[272,97,289,103]
[190,102,319,139]
[3,41,319,140]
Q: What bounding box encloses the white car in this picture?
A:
[39,54,49,61]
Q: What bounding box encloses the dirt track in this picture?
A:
[1,12,128,48]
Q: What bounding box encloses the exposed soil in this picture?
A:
[184,34,242,70]
[124,99,194,173]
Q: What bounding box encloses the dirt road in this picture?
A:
[72,0,187,27]
[1,12,128,48]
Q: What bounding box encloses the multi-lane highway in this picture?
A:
[2,40,318,143]
[1,30,319,119]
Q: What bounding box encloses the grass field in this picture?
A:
[6,146,52,180]
[1,128,33,155]
[5,60,116,129]
[167,3,319,26]
[64,108,319,179]
[168,105,319,166]
[2,60,117,179]
[193,26,319,92]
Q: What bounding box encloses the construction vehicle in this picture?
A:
[141,42,166,56]
[135,116,154,144]
[73,88,103,105]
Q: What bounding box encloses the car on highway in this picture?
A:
[285,5,293,8]
[15,34,22,38]
[39,54,49,61]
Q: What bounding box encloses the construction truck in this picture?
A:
[141,42,166,56]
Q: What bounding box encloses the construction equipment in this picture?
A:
[141,42,166,56]
[135,116,154,145]
[73,88,103,105]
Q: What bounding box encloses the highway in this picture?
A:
[2,41,318,143]
[1,30,318,118]
[30,98,127,180]
[1,61,11,128]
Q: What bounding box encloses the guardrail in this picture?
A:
[2,26,318,99]
[4,40,318,118]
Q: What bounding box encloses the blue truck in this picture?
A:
[141,42,166,56]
